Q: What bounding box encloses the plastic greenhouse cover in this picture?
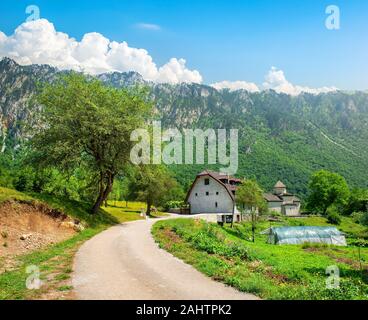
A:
[272,226,342,239]
[267,226,347,246]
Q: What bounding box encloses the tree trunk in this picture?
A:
[146,199,152,217]
[91,172,114,214]
[251,210,256,243]
[323,205,329,216]
[101,174,114,204]
[91,190,105,214]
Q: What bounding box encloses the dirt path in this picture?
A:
[73,217,258,300]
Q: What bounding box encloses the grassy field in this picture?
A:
[0,187,160,300]
[105,200,168,223]
[0,187,33,204]
[152,216,368,300]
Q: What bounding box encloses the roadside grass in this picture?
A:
[30,193,119,228]
[152,218,368,300]
[0,227,105,300]
[0,187,33,204]
[0,187,119,228]
[105,200,169,223]
[0,187,118,300]
[0,187,170,300]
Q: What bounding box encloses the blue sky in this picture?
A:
[0,0,367,90]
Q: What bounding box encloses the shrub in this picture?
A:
[171,221,249,259]
[360,211,368,227]
[287,219,306,226]
[351,211,364,224]
[164,200,185,211]
[233,224,246,238]
[348,238,368,247]
[326,206,342,225]
[301,242,328,249]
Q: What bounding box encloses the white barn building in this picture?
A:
[186,171,241,216]
[186,172,301,218]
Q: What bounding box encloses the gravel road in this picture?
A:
[73,217,258,300]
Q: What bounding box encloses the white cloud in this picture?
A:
[211,80,260,93]
[158,58,202,84]
[0,19,339,93]
[135,23,161,31]
[263,67,338,95]
[0,19,202,84]
[211,68,337,95]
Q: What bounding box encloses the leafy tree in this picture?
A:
[326,205,342,225]
[108,177,131,207]
[161,183,185,206]
[30,73,151,214]
[307,170,350,215]
[236,180,267,242]
[0,152,16,188]
[108,179,122,207]
[344,188,368,215]
[361,209,368,227]
[128,165,178,216]
[14,166,36,192]
[40,168,96,202]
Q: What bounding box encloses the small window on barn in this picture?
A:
[204,178,210,185]
[206,192,209,196]
[216,192,219,195]
[195,193,198,197]
[215,202,218,208]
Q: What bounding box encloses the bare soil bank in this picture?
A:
[0,200,77,271]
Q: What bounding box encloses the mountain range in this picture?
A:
[1,57,368,197]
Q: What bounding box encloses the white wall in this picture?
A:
[188,176,234,214]
[283,205,299,217]
[282,195,295,204]
[268,202,282,213]
[274,187,286,195]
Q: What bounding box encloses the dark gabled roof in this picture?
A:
[264,193,283,202]
[281,193,301,202]
[198,171,241,183]
[291,196,301,202]
[282,203,298,207]
[264,192,301,204]
[186,170,236,202]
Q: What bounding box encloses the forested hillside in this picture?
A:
[1,58,368,197]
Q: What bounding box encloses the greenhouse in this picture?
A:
[263,226,347,246]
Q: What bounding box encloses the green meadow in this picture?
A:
[152,217,368,300]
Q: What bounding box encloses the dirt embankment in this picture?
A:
[0,200,80,270]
